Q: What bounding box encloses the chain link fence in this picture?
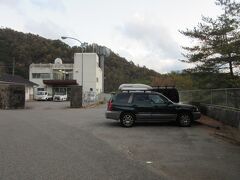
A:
[82,91,98,106]
[179,88,240,109]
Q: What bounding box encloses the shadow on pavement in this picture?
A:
[104,120,202,128]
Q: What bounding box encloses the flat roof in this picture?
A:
[43,80,78,85]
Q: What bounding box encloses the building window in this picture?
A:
[41,73,51,79]
[37,88,45,91]
[32,73,50,79]
[32,73,40,79]
[96,77,98,82]
[53,69,73,80]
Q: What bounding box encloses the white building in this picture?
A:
[74,53,103,93]
[29,53,103,98]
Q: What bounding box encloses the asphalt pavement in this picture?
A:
[0,101,239,180]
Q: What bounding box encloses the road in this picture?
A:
[0,101,240,180]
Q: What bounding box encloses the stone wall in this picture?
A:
[0,83,25,109]
[70,85,82,108]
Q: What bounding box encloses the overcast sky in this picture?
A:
[0,0,224,73]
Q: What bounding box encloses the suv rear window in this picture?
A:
[115,93,131,104]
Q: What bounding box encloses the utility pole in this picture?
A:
[61,36,88,91]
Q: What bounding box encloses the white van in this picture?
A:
[53,92,67,101]
[35,91,53,101]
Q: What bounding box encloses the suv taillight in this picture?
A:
[107,100,113,111]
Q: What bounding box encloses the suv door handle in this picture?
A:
[133,105,138,108]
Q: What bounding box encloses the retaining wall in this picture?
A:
[0,83,25,109]
[193,102,240,129]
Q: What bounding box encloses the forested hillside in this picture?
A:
[1,28,239,91]
[0,28,160,92]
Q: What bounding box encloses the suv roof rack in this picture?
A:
[152,86,176,89]
[119,83,153,91]
[121,90,152,93]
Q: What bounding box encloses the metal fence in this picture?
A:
[179,88,240,109]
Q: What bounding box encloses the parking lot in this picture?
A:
[0,101,240,180]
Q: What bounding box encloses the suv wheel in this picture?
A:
[120,113,135,127]
[178,113,192,127]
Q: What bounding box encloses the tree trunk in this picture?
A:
[229,61,234,77]
[228,60,238,108]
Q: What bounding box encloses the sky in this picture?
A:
[0,0,224,73]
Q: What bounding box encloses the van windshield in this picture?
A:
[37,91,45,95]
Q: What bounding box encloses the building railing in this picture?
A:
[30,64,73,69]
[53,73,73,80]
[52,64,73,69]
[179,88,240,110]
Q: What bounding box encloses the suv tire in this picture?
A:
[178,113,192,127]
[120,113,135,127]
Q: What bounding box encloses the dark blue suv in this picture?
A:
[105,91,201,127]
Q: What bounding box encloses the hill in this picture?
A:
[0,28,160,92]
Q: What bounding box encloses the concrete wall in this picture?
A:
[194,103,240,129]
[25,86,34,101]
[0,83,25,109]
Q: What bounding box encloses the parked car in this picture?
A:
[105,91,201,127]
[35,91,52,101]
[53,92,67,101]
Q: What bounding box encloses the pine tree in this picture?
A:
[180,0,240,77]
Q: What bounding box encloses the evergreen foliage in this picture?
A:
[180,0,240,77]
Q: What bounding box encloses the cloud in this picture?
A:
[0,0,68,41]
[0,0,65,13]
[139,55,193,73]
[0,0,22,12]
[113,13,187,73]
[0,0,20,5]
[119,14,181,59]
[129,51,193,74]
[24,19,68,40]
[29,0,65,11]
